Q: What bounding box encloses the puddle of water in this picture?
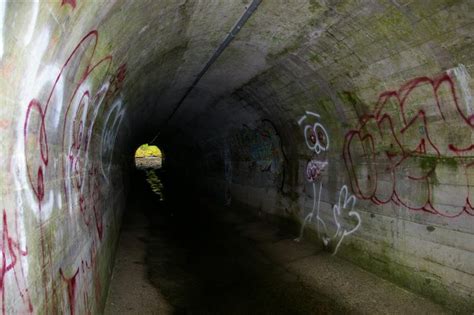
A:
[145,170,165,201]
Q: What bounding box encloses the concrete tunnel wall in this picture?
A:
[0,0,473,313]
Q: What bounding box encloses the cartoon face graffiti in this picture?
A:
[304,121,329,154]
[296,110,361,255]
[299,111,329,155]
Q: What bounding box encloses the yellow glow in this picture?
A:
[135,144,162,158]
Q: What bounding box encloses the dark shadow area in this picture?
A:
[122,165,346,315]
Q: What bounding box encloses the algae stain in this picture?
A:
[440,156,459,170]
[308,0,322,13]
[418,155,438,171]
[416,155,461,186]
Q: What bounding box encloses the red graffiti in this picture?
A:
[61,0,77,9]
[77,165,103,241]
[24,30,111,206]
[60,239,99,315]
[23,30,104,312]
[108,63,127,96]
[59,268,79,315]
[343,72,474,218]
[22,30,125,313]
[0,210,32,314]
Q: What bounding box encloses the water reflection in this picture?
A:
[145,170,165,201]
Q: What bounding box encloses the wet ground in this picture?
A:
[143,200,343,314]
[105,170,449,315]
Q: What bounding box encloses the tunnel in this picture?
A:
[0,0,473,313]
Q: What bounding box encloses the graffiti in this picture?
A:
[19,30,125,218]
[77,165,103,240]
[59,268,79,315]
[296,111,361,255]
[108,63,127,96]
[23,0,39,47]
[0,1,5,60]
[59,239,100,315]
[298,111,329,154]
[0,0,40,61]
[343,66,474,218]
[20,30,106,217]
[306,160,327,182]
[13,28,126,313]
[99,64,127,183]
[230,120,283,187]
[451,64,473,116]
[231,121,282,172]
[0,210,32,315]
[100,99,125,183]
[326,185,361,254]
[14,29,55,221]
[61,0,77,9]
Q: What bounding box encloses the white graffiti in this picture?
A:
[0,0,40,60]
[1,3,127,311]
[13,28,54,220]
[297,179,326,242]
[0,0,5,60]
[449,64,473,116]
[23,0,39,46]
[325,185,361,254]
[100,98,125,183]
[295,111,361,255]
[63,80,92,216]
[298,111,329,154]
[81,82,109,174]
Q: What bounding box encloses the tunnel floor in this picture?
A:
[104,171,448,314]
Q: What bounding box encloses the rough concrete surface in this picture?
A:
[232,209,450,315]
[104,203,172,315]
[135,157,163,170]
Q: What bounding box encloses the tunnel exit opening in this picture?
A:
[134,143,164,170]
[134,143,165,201]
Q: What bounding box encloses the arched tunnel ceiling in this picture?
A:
[118,0,319,138]
[100,0,472,148]
[1,0,474,314]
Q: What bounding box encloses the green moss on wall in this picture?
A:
[418,155,438,171]
[339,241,473,314]
[268,39,302,60]
[415,155,461,186]
[308,0,322,13]
[440,156,459,170]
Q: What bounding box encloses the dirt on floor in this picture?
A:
[103,203,172,315]
[104,172,450,315]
